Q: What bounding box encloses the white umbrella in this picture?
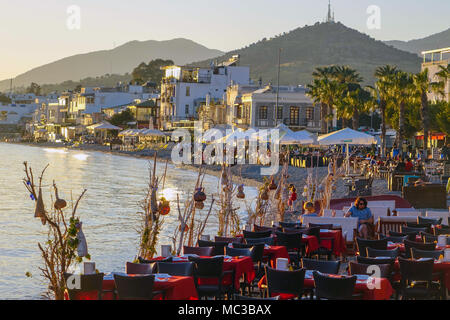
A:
[318,128,376,175]
[140,129,166,137]
[280,130,316,145]
[87,122,122,131]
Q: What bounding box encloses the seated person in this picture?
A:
[302,201,318,217]
[404,158,413,172]
[344,197,374,239]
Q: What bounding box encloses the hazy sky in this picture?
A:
[0,0,449,80]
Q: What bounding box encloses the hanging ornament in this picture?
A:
[194,188,206,202]
[158,197,170,215]
[34,188,47,225]
[260,188,269,201]
[236,184,245,199]
[268,177,277,190]
[76,222,88,258]
[195,201,205,209]
[54,187,67,210]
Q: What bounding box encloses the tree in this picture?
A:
[390,71,414,146]
[0,93,11,105]
[131,59,174,85]
[26,82,41,96]
[371,65,398,156]
[110,109,135,127]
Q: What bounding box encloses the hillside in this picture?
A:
[192,22,422,86]
[385,28,450,56]
[0,38,223,91]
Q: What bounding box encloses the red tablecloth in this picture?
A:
[302,230,346,257]
[264,246,290,267]
[258,274,393,300]
[64,274,198,300]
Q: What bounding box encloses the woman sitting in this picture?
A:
[302,201,318,217]
[344,197,374,239]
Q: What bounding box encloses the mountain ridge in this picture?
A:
[384,28,450,56]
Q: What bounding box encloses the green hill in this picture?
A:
[193,22,422,85]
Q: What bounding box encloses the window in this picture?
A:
[259,106,268,120]
[277,106,283,120]
[290,106,299,126]
[306,107,314,120]
[186,87,190,97]
[185,104,189,115]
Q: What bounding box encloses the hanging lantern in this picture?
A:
[194,188,206,202]
[150,188,158,215]
[268,177,277,190]
[34,188,47,225]
[236,184,245,199]
[260,188,269,201]
[158,197,170,215]
[179,224,189,232]
[54,188,67,210]
[195,201,205,209]
[76,222,88,258]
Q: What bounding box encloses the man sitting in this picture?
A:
[344,197,374,239]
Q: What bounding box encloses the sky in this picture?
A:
[0,0,449,80]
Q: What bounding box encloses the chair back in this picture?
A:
[356,238,388,257]
[183,246,213,256]
[411,248,444,260]
[356,256,395,266]
[190,257,224,279]
[214,236,243,243]
[245,237,274,246]
[418,216,442,226]
[113,274,155,300]
[126,262,153,275]
[404,239,437,258]
[348,262,391,278]
[64,273,104,300]
[226,246,251,257]
[253,225,273,232]
[367,247,399,258]
[232,243,253,248]
[309,223,333,229]
[402,226,428,235]
[156,262,194,276]
[398,257,434,282]
[279,221,302,229]
[137,256,171,273]
[265,266,305,298]
[313,271,356,300]
[275,231,303,250]
[301,258,340,274]
[388,231,416,241]
[243,230,272,239]
[198,239,227,256]
[420,232,438,243]
[250,244,265,264]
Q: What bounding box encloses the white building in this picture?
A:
[160,56,250,129]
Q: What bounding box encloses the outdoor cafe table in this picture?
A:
[264,245,290,267]
[302,229,347,257]
[258,272,393,300]
[155,255,255,290]
[64,273,198,300]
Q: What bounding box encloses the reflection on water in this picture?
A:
[0,143,257,299]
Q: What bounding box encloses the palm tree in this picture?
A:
[373,65,398,156]
[391,71,414,148]
[436,64,450,101]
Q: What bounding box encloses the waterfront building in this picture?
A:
[421,47,450,102]
[160,56,250,130]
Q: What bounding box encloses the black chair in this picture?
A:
[348,262,392,278]
[243,230,272,239]
[215,236,243,244]
[137,256,172,273]
[385,235,409,243]
[189,257,233,299]
[313,271,356,300]
[226,246,251,257]
[253,225,273,233]
[301,258,340,274]
[356,238,388,257]
[356,256,395,266]
[275,231,305,266]
[404,240,437,259]
[411,248,444,260]
[389,231,416,242]
[307,227,335,260]
[418,216,442,226]
[156,262,194,276]
[232,243,253,248]
[420,232,438,243]
[183,246,213,256]
[265,266,305,299]
[279,221,302,229]
[367,247,399,258]
[398,258,441,300]
[402,226,428,236]
[113,274,162,300]
[126,262,153,275]
[198,239,227,256]
[234,294,280,300]
[64,273,105,300]
[435,226,450,236]
[245,236,274,246]
[308,223,333,229]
